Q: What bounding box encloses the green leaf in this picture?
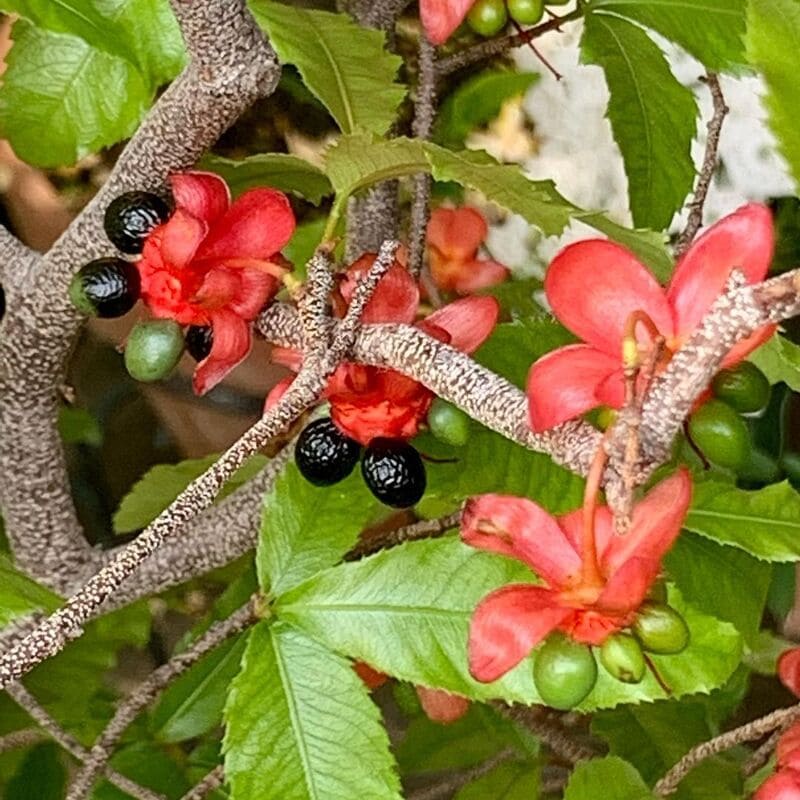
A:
[665,533,770,644]
[284,216,329,278]
[95,742,190,800]
[113,454,269,534]
[0,0,184,166]
[581,13,698,230]
[747,0,800,190]
[436,69,539,149]
[248,1,405,135]
[0,555,61,629]
[277,539,742,710]
[223,621,402,800]
[749,334,800,392]
[564,756,653,800]
[258,462,382,597]
[201,154,333,205]
[455,760,541,799]
[150,634,248,744]
[58,406,102,447]
[590,0,747,72]
[684,479,800,561]
[5,743,66,800]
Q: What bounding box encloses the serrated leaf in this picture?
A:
[455,760,541,799]
[201,154,332,205]
[684,479,800,561]
[747,0,800,190]
[277,539,742,710]
[0,555,61,629]
[590,0,747,72]
[564,757,653,799]
[257,461,382,597]
[665,533,770,644]
[248,1,405,135]
[581,13,698,230]
[749,333,800,392]
[113,454,269,534]
[0,0,184,166]
[223,621,402,800]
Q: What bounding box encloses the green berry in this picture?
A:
[599,634,646,684]
[508,0,545,24]
[687,399,750,471]
[124,320,184,383]
[632,602,690,655]
[712,362,771,414]
[737,448,782,485]
[428,399,471,446]
[533,634,597,710]
[467,0,508,36]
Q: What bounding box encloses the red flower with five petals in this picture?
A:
[527,204,774,431]
[426,207,509,294]
[270,253,499,445]
[461,469,692,682]
[420,0,477,44]
[137,171,295,395]
[755,721,800,799]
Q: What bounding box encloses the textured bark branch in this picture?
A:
[0,0,281,594]
[408,747,517,800]
[340,0,413,30]
[346,510,462,559]
[6,683,166,800]
[0,727,44,753]
[67,603,256,799]
[0,225,39,296]
[180,765,225,800]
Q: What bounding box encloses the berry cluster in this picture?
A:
[466,0,569,37]
[533,599,689,709]
[295,418,427,508]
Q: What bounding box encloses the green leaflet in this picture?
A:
[563,757,654,800]
[223,622,401,800]
[0,555,61,629]
[749,334,800,392]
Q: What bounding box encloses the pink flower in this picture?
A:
[527,205,774,431]
[755,722,800,799]
[780,647,800,698]
[426,207,509,294]
[461,470,692,682]
[420,0,477,44]
[137,171,295,394]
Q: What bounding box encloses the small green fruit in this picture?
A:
[467,0,508,36]
[428,398,471,446]
[632,602,690,655]
[533,634,597,710]
[712,362,771,414]
[124,320,184,383]
[687,399,750,471]
[599,634,646,684]
[508,0,545,24]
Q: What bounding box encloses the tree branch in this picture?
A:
[346,510,462,560]
[0,225,39,296]
[408,747,517,800]
[180,765,225,800]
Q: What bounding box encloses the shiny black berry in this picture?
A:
[104,191,170,254]
[186,325,214,362]
[361,438,426,508]
[296,418,361,487]
[69,258,140,318]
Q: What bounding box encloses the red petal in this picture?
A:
[461,494,581,587]
[415,687,469,724]
[668,204,774,337]
[469,585,569,682]
[340,256,419,325]
[159,209,208,270]
[420,0,477,44]
[527,344,620,431]
[448,259,510,295]
[597,557,659,616]
[721,324,777,368]
[421,296,499,353]
[196,188,296,262]
[193,309,252,395]
[545,240,674,356]
[271,346,303,372]
[754,770,800,800]
[228,268,279,320]
[171,171,230,224]
[602,469,692,578]
[779,725,800,768]
[779,648,800,698]
[427,207,487,262]
[354,662,389,690]
[264,375,294,412]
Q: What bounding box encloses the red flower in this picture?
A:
[137,171,295,395]
[270,253,498,445]
[755,722,800,799]
[426,207,509,294]
[420,0,477,44]
[527,204,774,431]
[461,469,692,682]
[780,647,800,698]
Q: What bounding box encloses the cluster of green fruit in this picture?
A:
[533,600,689,709]
[466,0,569,37]
[69,192,214,382]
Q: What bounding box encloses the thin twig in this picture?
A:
[0,728,44,753]
[675,73,728,258]
[743,728,783,778]
[6,683,166,800]
[66,603,256,800]
[346,510,461,559]
[179,765,225,800]
[408,747,517,800]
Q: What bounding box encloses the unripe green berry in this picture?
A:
[467,0,508,36]
[712,362,771,414]
[124,320,184,383]
[533,634,597,710]
[632,602,690,655]
[428,398,471,447]
[687,399,750,471]
[599,634,646,684]
[508,0,545,25]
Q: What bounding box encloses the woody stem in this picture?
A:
[580,436,608,588]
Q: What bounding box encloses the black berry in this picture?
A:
[186,325,214,362]
[361,438,426,508]
[104,191,170,254]
[69,258,140,318]
[296,418,361,487]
